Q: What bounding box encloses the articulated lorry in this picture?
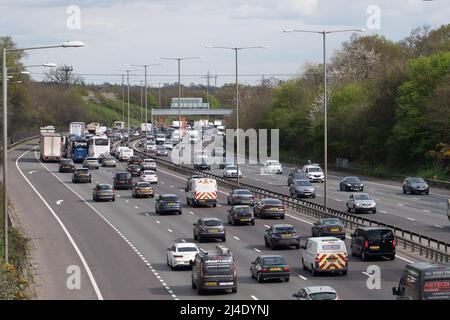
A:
[40,133,62,162]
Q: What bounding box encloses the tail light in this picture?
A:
[281,205,285,210]
[283,267,290,272]
[392,239,396,248]
[364,240,369,249]
[112,189,115,193]
[261,268,268,273]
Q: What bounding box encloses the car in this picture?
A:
[227,205,255,226]
[193,217,226,242]
[92,183,115,202]
[138,140,145,148]
[287,170,307,186]
[227,189,255,206]
[163,141,173,150]
[264,224,300,249]
[109,148,118,158]
[223,165,242,178]
[339,176,364,191]
[101,156,117,167]
[219,157,234,169]
[263,160,283,174]
[155,194,182,215]
[140,170,158,184]
[301,237,348,276]
[346,193,377,213]
[194,155,211,170]
[311,218,346,240]
[250,255,290,283]
[58,158,75,173]
[113,172,133,190]
[254,198,285,219]
[127,164,141,177]
[292,286,339,300]
[303,164,324,182]
[72,168,92,183]
[289,179,316,198]
[83,157,100,170]
[141,159,156,171]
[156,147,169,156]
[156,133,166,144]
[146,142,157,152]
[131,182,154,198]
[127,156,142,165]
[350,227,396,261]
[402,177,429,195]
[166,243,199,270]
[191,245,237,294]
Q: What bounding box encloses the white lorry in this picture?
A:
[69,122,85,137]
[40,133,62,162]
[186,177,217,207]
[140,123,152,132]
[40,125,55,135]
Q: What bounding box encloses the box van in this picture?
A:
[301,237,348,276]
[186,177,217,207]
[393,262,450,300]
[119,148,133,161]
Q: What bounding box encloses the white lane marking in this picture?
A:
[125,200,129,203]
[144,213,149,216]
[168,229,173,233]
[169,185,174,188]
[283,187,289,189]
[134,206,139,209]
[181,239,186,243]
[179,189,184,192]
[156,220,161,224]
[160,181,165,184]
[380,210,388,214]
[56,200,64,205]
[406,217,415,221]
[217,204,222,207]
[434,225,444,229]
[440,203,446,205]
[16,146,103,300]
[298,275,308,281]
[233,236,240,240]
[28,170,36,174]
[334,199,342,202]
[254,248,261,253]
[413,197,420,200]
[117,194,121,198]
[264,224,270,228]
[423,209,431,213]
[189,211,195,215]
[397,203,404,207]
[362,272,374,278]
[251,295,259,300]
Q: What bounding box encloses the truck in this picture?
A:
[114,121,125,130]
[119,147,134,162]
[40,133,62,162]
[86,123,100,135]
[186,177,217,207]
[40,125,55,135]
[213,120,223,127]
[69,122,85,137]
[140,123,152,132]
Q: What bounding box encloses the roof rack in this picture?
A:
[216,244,231,255]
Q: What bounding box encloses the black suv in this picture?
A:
[113,172,133,190]
[227,205,255,226]
[339,176,364,192]
[59,158,75,173]
[191,245,237,295]
[351,227,396,261]
[402,177,429,195]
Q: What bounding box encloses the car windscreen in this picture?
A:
[263,199,282,205]
[410,178,426,184]
[203,220,222,227]
[308,167,322,172]
[97,185,112,190]
[226,166,237,170]
[161,196,178,202]
[177,247,198,253]
[346,177,361,183]
[236,190,252,195]
[117,173,131,179]
[354,194,372,201]
[94,138,109,146]
[262,256,286,265]
[309,292,337,300]
[366,229,394,241]
[295,180,312,186]
[321,219,342,226]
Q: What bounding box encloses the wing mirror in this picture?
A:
[300,245,306,250]
[392,287,400,296]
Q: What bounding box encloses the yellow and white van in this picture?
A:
[301,237,348,276]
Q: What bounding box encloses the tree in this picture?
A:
[44,64,83,86]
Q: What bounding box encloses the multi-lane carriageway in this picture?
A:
[8,138,446,300]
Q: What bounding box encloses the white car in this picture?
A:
[140,170,158,184]
[223,165,242,178]
[263,160,283,174]
[141,159,156,171]
[156,134,166,144]
[163,141,173,150]
[303,164,325,182]
[166,242,199,270]
[292,286,339,300]
[146,142,157,152]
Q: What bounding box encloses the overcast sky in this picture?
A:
[1,0,449,86]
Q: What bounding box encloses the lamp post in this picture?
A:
[2,40,84,263]
[283,28,364,214]
[156,56,203,167]
[205,46,267,186]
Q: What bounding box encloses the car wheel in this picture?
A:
[251,220,255,226]
[222,236,226,242]
[302,259,307,270]
[285,277,290,282]
[353,206,356,213]
[295,244,300,250]
[389,254,396,261]
[280,215,285,220]
[193,232,197,240]
[213,203,216,208]
[402,187,407,194]
[197,284,204,295]
[227,198,230,205]
[373,208,376,214]
[166,256,170,266]
[342,270,348,276]
[112,197,115,202]
[179,211,182,215]
[231,286,237,293]
[257,273,263,283]
[264,237,269,247]
[311,265,317,276]
[346,205,351,213]
[340,184,343,191]
[425,190,429,195]
[362,250,368,261]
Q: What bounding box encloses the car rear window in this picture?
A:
[97,185,112,190]
[234,207,251,214]
[236,190,252,195]
[161,196,179,202]
[137,182,151,188]
[263,199,282,205]
[321,244,343,251]
[178,247,198,253]
[203,220,222,227]
[262,257,286,265]
[322,219,342,226]
[274,226,295,233]
[309,292,337,300]
[117,173,131,179]
[366,229,394,241]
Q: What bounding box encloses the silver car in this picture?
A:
[289,179,316,198]
[102,156,117,167]
[292,286,338,300]
[83,157,100,169]
[346,193,376,213]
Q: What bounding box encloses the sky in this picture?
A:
[1,0,449,86]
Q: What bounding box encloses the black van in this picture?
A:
[191,245,237,295]
[350,227,396,261]
[393,262,450,300]
[113,172,133,190]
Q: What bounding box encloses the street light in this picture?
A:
[129,63,163,157]
[205,45,268,186]
[2,41,84,263]
[156,56,203,167]
[283,27,364,214]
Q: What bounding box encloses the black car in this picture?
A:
[402,177,429,195]
[127,156,142,165]
[250,255,290,283]
[92,183,115,202]
[311,218,346,240]
[339,176,364,191]
[155,194,182,215]
[127,164,141,176]
[254,198,285,219]
[113,172,133,190]
[219,157,234,170]
[227,205,255,226]
[59,158,75,173]
[193,218,226,242]
[72,168,92,183]
[264,224,300,249]
[287,170,307,186]
[194,159,211,170]
[351,227,396,261]
[227,189,255,206]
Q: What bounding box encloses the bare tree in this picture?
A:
[44,64,83,86]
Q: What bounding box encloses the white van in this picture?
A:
[119,147,133,161]
[303,164,325,182]
[263,160,283,174]
[186,177,217,207]
[301,237,348,276]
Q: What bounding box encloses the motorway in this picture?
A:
[147,140,450,244]
[8,139,425,300]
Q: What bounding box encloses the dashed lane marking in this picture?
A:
[233,236,240,240]
[298,275,308,281]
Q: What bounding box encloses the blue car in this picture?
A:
[155,194,182,215]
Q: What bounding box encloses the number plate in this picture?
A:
[330,228,339,232]
[370,246,380,250]
[209,229,218,233]
[281,234,292,238]
[205,282,217,286]
[270,268,282,271]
